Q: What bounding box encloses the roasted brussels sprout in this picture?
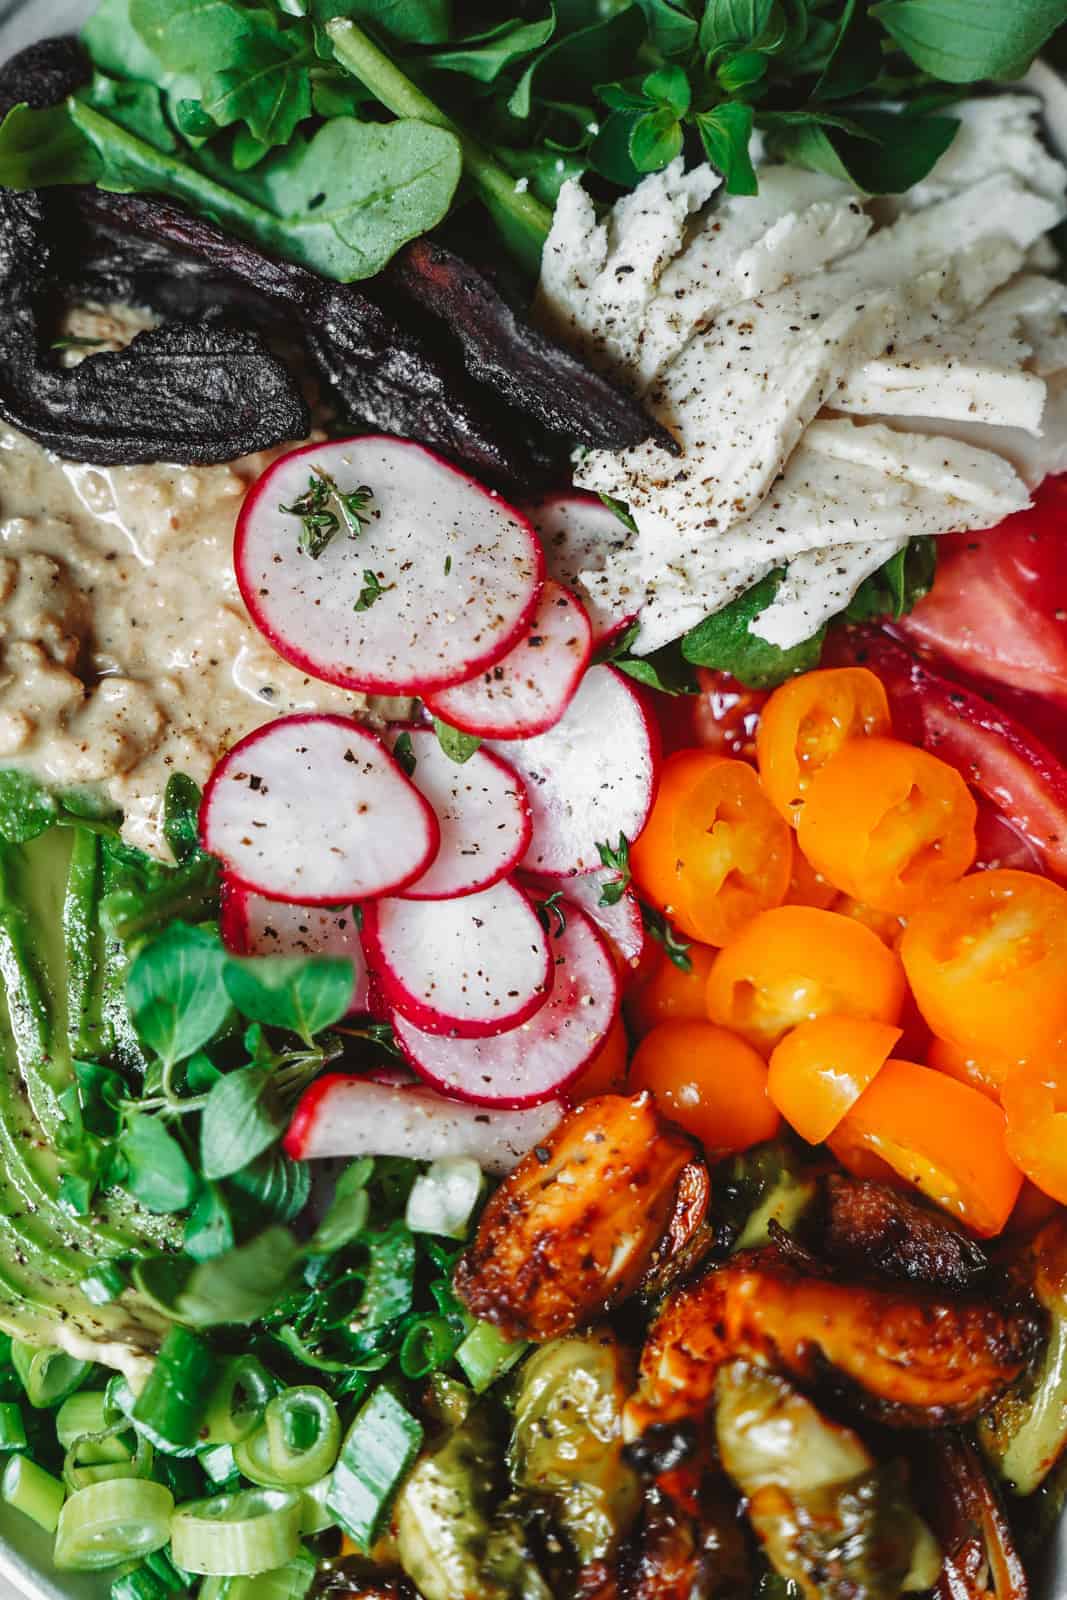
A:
[715,1141,819,1255]
[393,1404,502,1600]
[715,1360,940,1600]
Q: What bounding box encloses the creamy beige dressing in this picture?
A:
[0,308,367,856]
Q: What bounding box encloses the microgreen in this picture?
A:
[641,904,693,972]
[537,890,567,937]
[391,731,417,778]
[432,718,483,765]
[353,569,393,612]
[595,834,632,907]
[280,470,375,559]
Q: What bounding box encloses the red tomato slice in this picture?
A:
[827,630,1067,881]
[898,473,1067,707]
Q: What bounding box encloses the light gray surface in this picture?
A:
[1,1,1067,1596]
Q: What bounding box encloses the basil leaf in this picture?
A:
[872,0,1067,82]
[432,718,483,765]
[844,536,938,623]
[183,1182,236,1262]
[508,5,645,120]
[635,0,699,56]
[630,106,684,171]
[119,1114,199,1214]
[223,955,353,1045]
[699,0,776,54]
[228,1147,311,1225]
[614,645,698,697]
[682,571,826,688]
[590,108,645,186]
[200,1065,287,1181]
[73,1060,126,1139]
[425,13,556,82]
[695,102,757,195]
[0,772,59,844]
[135,1227,302,1326]
[642,64,692,117]
[812,0,884,101]
[126,923,233,1066]
[163,774,203,866]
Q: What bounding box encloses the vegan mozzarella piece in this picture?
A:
[534,97,1067,655]
[220,880,371,1014]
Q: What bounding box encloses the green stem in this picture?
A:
[63,827,101,1059]
[327,18,553,270]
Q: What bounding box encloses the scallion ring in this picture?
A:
[298,1473,336,1536]
[11,1342,90,1409]
[198,1545,316,1600]
[1,1454,65,1533]
[169,1487,302,1576]
[53,1478,173,1571]
[63,1426,153,1494]
[233,1388,340,1488]
[56,1392,131,1461]
[204,1356,278,1446]
[405,1156,483,1239]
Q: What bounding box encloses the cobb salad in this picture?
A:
[0,2,1063,1597]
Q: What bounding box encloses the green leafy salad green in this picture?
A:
[0,772,521,1593]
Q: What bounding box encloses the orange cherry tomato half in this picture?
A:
[705,905,907,1057]
[629,1019,779,1156]
[830,893,905,947]
[926,1036,1013,1103]
[797,736,977,915]
[1003,1059,1067,1205]
[901,869,1067,1062]
[786,849,838,911]
[625,939,718,1040]
[768,1015,902,1145]
[756,666,892,826]
[830,1058,1022,1237]
[568,1012,629,1100]
[631,750,792,947]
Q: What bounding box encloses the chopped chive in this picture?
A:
[326,1388,422,1550]
[0,1403,25,1451]
[1,1453,65,1533]
[455,1321,528,1393]
[132,1327,217,1453]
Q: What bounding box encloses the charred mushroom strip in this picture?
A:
[622,1476,751,1600]
[454,1094,702,1342]
[921,1434,1029,1600]
[626,1253,1038,1438]
[823,1175,990,1291]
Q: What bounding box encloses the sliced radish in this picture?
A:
[384,727,531,899]
[393,900,620,1107]
[524,872,645,969]
[236,436,543,695]
[283,1074,563,1174]
[423,582,592,739]
[361,879,553,1038]
[487,666,660,876]
[525,493,638,649]
[200,714,439,904]
[220,878,371,1013]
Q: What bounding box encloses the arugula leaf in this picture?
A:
[696,101,757,194]
[392,732,417,777]
[0,103,104,188]
[223,954,354,1046]
[82,0,176,84]
[200,1064,287,1181]
[84,72,178,152]
[872,0,1067,82]
[844,536,937,622]
[311,1168,372,1254]
[119,1113,199,1214]
[507,5,646,120]
[426,14,557,82]
[184,1181,236,1261]
[0,773,59,845]
[432,718,482,765]
[311,0,453,44]
[200,28,312,151]
[135,1226,303,1326]
[682,571,826,688]
[126,923,233,1067]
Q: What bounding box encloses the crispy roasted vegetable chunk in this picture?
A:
[454,1095,701,1341]
[509,1330,639,1567]
[393,1403,502,1600]
[823,1174,990,1290]
[715,1360,940,1600]
[922,1434,1028,1600]
[627,1253,1037,1437]
[624,1477,751,1600]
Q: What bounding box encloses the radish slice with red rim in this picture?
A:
[423,581,592,739]
[361,878,553,1038]
[220,878,371,1013]
[385,727,531,899]
[200,713,439,904]
[487,665,660,876]
[393,899,620,1107]
[283,1074,563,1173]
[236,436,544,694]
[525,493,638,649]
[524,872,645,969]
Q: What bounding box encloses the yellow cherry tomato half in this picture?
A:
[629,1019,779,1156]
[624,938,718,1040]
[1003,1059,1067,1206]
[631,750,793,947]
[568,1012,629,1100]
[797,736,977,915]
[756,666,891,826]
[706,905,907,1057]
[768,1015,902,1145]
[901,869,1067,1063]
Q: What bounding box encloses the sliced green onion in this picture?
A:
[11,1342,90,1408]
[0,1402,25,1451]
[199,1443,239,1488]
[109,1567,174,1600]
[326,1388,422,1551]
[1,1453,65,1533]
[54,1478,173,1571]
[204,1356,277,1446]
[105,1373,136,1424]
[455,1320,528,1393]
[81,1263,128,1306]
[170,1487,302,1577]
[298,1474,336,1536]
[64,1428,152,1494]
[398,1316,461,1379]
[234,1388,340,1490]
[405,1157,483,1239]
[57,1392,128,1457]
[133,1327,217,1453]
[198,1544,316,1599]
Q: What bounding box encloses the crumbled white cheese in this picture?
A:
[894,95,1067,213]
[750,538,906,648]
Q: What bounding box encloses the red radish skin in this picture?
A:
[361,879,553,1038]
[385,727,532,899]
[525,872,645,969]
[283,1074,563,1173]
[200,714,439,905]
[236,436,544,695]
[488,665,661,876]
[424,582,593,739]
[392,900,620,1107]
[524,493,638,648]
[220,878,371,1014]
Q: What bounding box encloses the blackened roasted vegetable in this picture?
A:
[823,1175,990,1292]
[0,35,88,122]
